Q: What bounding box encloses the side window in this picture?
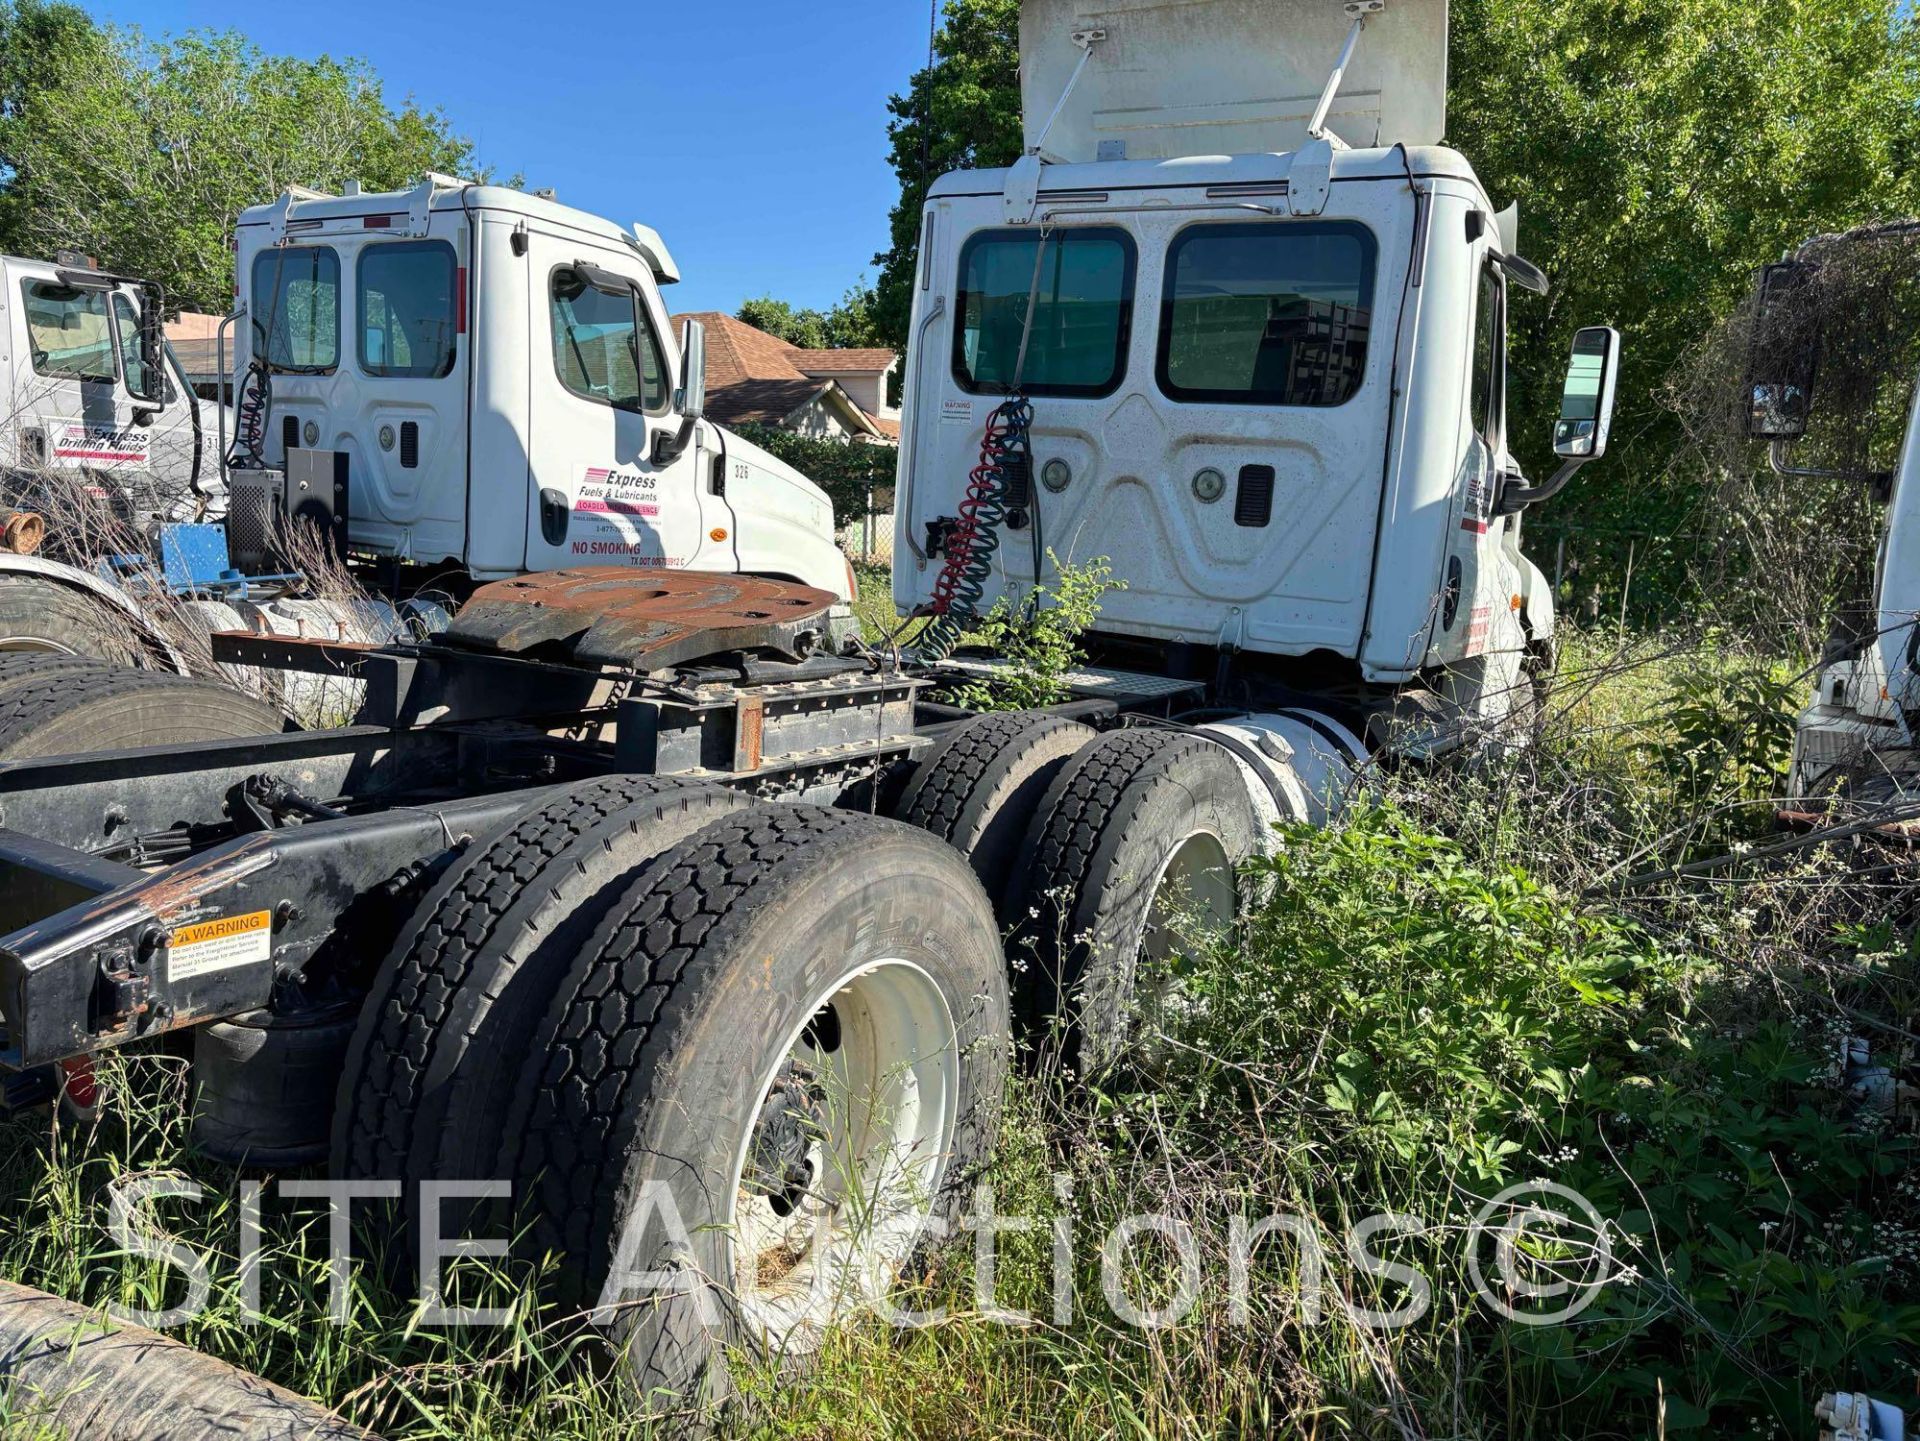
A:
[250,246,339,372]
[112,292,151,398]
[1157,220,1376,406]
[953,228,1135,397]
[21,280,115,382]
[358,241,458,379]
[549,268,667,413]
[1471,262,1505,445]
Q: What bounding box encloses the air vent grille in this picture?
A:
[1234,465,1275,527]
[281,414,299,459]
[400,421,419,469]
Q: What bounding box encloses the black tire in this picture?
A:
[503,805,1009,1409]
[0,1279,377,1441]
[331,777,752,1201]
[894,710,1096,920]
[0,574,147,664]
[0,649,109,696]
[1013,728,1260,1072]
[0,666,286,760]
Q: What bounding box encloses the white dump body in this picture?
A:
[1020,0,1449,161]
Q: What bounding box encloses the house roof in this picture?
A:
[790,348,896,376]
[673,311,896,438]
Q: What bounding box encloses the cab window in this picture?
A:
[21,280,115,382]
[1471,262,1505,446]
[549,267,667,413]
[953,228,1135,397]
[251,246,339,372]
[358,241,458,378]
[1157,221,1376,406]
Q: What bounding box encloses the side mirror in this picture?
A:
[1745,260,1818,440]
[652,318,707,465]
[135,288,165,405]
[677,317,707,420]
[1552,325,1621,460]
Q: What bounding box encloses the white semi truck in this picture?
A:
[0,251,213,662]
[0,0,1624,1423]
[0,181,854,670]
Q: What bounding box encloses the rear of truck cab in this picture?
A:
[895,144,1540,697]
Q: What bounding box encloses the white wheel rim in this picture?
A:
[725,959,959,1350]
[1143,829,1235,964]
[0,636,75,654]
[1134,830,1236,1057]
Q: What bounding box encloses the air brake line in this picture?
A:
[917,231,1051,660]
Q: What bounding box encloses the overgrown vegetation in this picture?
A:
[3,625,1912,1439]
[940,552,1120,710]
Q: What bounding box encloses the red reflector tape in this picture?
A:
[363,214,393,229]
[457,266,467,334]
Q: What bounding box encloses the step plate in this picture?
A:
[931,656,1204,703]
[445,568,838,672]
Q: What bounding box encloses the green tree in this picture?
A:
[872,0,1021,352]
[0,1,105,250]
[0,22,474,312]
[738,281,885,350]
[1448,0,1920,611]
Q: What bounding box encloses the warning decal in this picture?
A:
[168,910,272,982]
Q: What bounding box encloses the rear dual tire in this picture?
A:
[333,790,1009,1417]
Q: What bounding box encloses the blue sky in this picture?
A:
[81,1,936,317]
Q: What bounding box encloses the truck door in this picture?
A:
[521,234,720,573]
[4,267,149,495]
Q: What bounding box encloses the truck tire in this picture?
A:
[332,776,752,1207]
[0,667,287,760]
[502,805,1008,1413]
[1013,728,1259,1073]
[0,1279,378,1440]
[0,574,145,665]
[0,650,107,696]
[894,709,1096,919]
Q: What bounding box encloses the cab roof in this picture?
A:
[235,178,680,283]
[925,144,1483,202]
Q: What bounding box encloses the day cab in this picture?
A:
[232,178,848,596]
[0,251,205,516]
[895,0,1621,753]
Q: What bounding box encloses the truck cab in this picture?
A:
[895,0,1620,753]
[0,252,205,521]
[231,178,849,597]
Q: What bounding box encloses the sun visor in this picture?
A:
[1019,0,1449,161]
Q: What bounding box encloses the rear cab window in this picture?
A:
[21,280,115,382]
[953,227,1136,397]
[549,266,668,413]
[250,246,340,372]
[359,240,458,378]
[1156,221,1377,406]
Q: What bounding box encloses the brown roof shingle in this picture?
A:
[672,312,897,437]
[791,348,897,375]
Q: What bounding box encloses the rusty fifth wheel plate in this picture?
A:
[442,567,839,671]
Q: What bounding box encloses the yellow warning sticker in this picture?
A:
[168,910,272,982]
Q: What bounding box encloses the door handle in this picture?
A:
[539,487,569,546]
